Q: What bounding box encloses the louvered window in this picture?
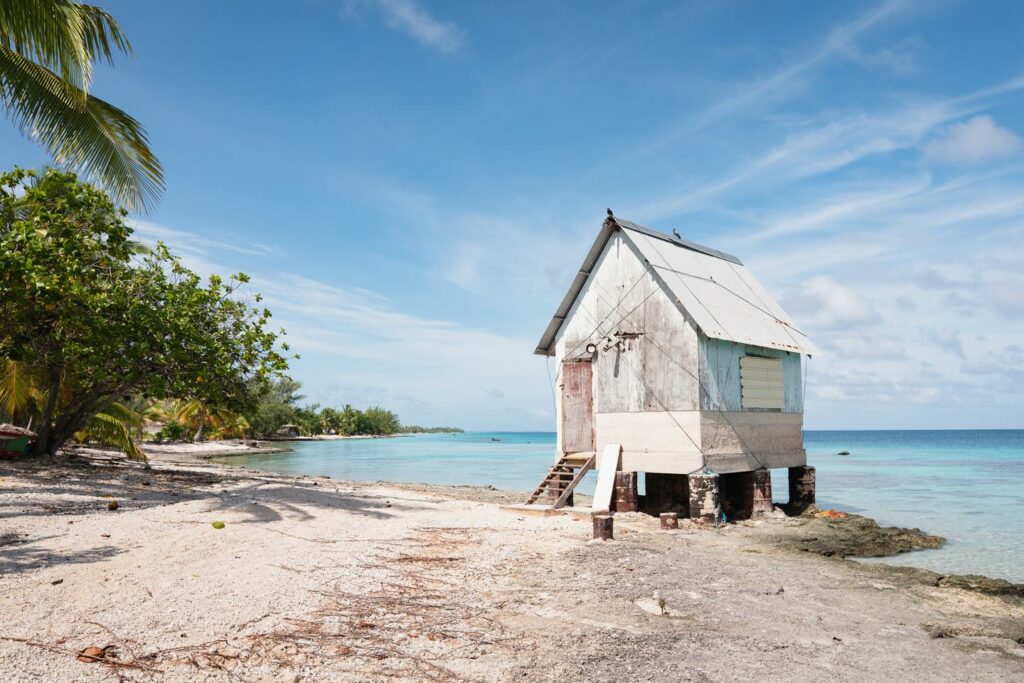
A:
[740,356,784,410]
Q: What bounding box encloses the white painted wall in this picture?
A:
[550,229,807,474]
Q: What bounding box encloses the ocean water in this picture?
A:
[210,429,1024,582]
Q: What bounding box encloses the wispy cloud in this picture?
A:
[134,222,551,429]
[131,220,283,260]
[629,73,1024,221]
[641,0,915,152]
[922,115,1024,165]
[342,0,464,54]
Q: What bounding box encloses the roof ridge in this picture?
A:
[610,216,743,265]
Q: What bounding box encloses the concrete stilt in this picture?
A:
[643,473,689,516]
[719,471,752,520]
[788,466,816,512]
[659,512,679,530]
[612,472,638,513]
[752,469,773,517]
[688,472,720,524]
[592,514,614,540]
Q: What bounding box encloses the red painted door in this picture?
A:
[562,360,594,453]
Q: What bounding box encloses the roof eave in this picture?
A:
[533,218,619,356]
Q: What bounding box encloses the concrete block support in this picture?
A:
[688,472,720,523]
[644,473,690,516]
[752,469,773,517]
[592,514,614,540]
[788,466,816,512]
[612,472,639,513]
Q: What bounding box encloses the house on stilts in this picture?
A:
[526,213,818,522]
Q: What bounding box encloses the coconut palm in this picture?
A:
[1,358,146,459]
[174,399,249,441]
[0,358,43,427]
[73,400,145,461]
[0,1,163,211]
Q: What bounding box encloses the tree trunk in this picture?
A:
[32,375,61,457]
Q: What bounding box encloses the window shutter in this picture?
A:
[740,356,784,410]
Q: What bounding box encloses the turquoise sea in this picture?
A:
[210,430,1024,583]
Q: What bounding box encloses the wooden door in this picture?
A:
[561,360,594,453]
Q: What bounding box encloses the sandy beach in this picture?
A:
[1,451,1022,682]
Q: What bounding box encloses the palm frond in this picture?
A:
[0,1,132,95]
[74,407,146,461]
[0,358,43,423]
[103,400,143,430]
[0,43,163,211]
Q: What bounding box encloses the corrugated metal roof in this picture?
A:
[534,217,818,356]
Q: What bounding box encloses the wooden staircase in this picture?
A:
[525,452,596,508]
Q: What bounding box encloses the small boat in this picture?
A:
[490,437,502,442]
[0,424,36,459]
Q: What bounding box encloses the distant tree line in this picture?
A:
[246,378,460,438]
[396,425,464,434]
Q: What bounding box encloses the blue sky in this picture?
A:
[3,0,1024,430]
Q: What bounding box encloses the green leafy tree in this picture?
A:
[291,403,323,436]
[246,376,303,438]
[0,1,163,211]
[362,406,399,435]
[0,167,287,455]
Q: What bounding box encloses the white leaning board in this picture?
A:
[591,443,622,513]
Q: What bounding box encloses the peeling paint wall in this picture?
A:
[554,232,702,467]
[698,337,803,413]
[550,231,807,475]
[555,232,700,414]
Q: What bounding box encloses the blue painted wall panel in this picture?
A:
[699,337,803,413]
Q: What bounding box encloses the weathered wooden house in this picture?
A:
[526,214,817,521]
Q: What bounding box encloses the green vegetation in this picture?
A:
[0,1,163,211]
[397,425,464,434]
[0,168,287,456]
[245,377,457,438]
[0,167,456,455]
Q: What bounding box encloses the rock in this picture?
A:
[936,574,1024,600]
[214,644,243,658]
[773,511,945,558]
[107,500,118,511]
[634,598,666,616]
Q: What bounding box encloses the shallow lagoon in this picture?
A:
[211,429,1024,582]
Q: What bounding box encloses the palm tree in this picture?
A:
[1,358,146,460]
[0,1,163,211]
[174,399,249,442]
[0,358,43,427]
[73,400,145,461]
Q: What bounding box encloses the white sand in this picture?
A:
[0,456,1021,682]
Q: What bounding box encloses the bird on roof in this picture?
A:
[672,228,682,239]
[607,208,614,218]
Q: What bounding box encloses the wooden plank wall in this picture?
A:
[561,360,594,452]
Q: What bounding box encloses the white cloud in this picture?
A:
[131,222,553,430]
[922,115,1024,165]
[343,0,464,54]
[783,275,880,329]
